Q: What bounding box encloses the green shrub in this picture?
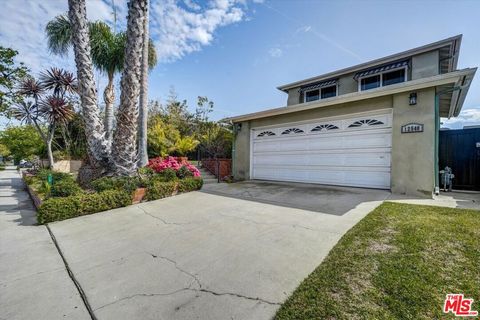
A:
[138,166,155,177]
[144,181,177,201]
[38,190,132,224]
[176,165,193,179]
[51,179,83,197]
[157,168,177,182]
[39,181,52,198]
[52,150,70,161]
[23,175,35,185]
[178,178,203,193]
[91,176,141,194]
[36,169,73,183]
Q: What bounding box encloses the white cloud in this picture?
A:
[442,108,480,129]
[0,0,116,73]
[183,0,201,11]
[268,47,283,58]
[150,0,246,63]
[0,0,255,71]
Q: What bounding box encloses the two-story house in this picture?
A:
[227,35,476,197]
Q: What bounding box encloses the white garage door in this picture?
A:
[251,111,392,189]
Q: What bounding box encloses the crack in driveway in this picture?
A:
[148,252,202,289]
[137,205,195,226]
[93,252,280,312]
[217,212,342,235]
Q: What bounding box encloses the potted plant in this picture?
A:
[132,187,146,204]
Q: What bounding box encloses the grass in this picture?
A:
[275,202,480,320]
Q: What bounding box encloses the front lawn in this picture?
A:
[275,202,480,319]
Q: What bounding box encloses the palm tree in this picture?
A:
[137,0,149,167]
[45,14,157,143]
[67,0,110,169]
[111,0,148,175]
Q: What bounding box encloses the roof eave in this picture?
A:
[448,67,476,118]
[226,68,476,123]
[277,34,463,92]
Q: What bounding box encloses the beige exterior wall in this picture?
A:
[337,73,357,95]
[391,88,435,197]
[233,121,251,180]
[287,88,301,106]
[233,89,437,197]
[411,51,439,80]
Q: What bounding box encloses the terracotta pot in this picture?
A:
[132,187,146,204]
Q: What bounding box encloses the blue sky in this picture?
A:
[1,0,480,128]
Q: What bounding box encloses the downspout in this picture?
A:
[231,121,236,179]
[434,93,440,195]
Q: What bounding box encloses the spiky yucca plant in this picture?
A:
[12,68,76,168]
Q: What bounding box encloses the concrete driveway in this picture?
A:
[47,183,388,320]
[202,180,390,215]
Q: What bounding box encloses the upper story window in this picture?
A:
[360,68,406,91]
[304,85,337,103]
[305,89,320,102]
[357,60,408,91]
[382,69,406,86]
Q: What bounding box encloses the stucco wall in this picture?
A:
[411,50,439,80]
[287,88,301,106]
[337,73,358,95]
[233,89,437,197]
[391,88,435,197]
[232,121,250,180]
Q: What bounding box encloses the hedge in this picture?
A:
[178,177,203,193]
[91,176,142,193]
[51,179,83,197]
[145,178,203,201]
[144,181,177,201]
[38,190,132,224]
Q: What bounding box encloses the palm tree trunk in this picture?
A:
[68,0,111,169]
[103,72,115,144]
[111,0,147,176]
[137,0,149,167]
[46,124,55,169]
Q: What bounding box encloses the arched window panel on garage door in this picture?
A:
[347,118,385,129]
[281,128,304,135]
[311,124,340,132]
[257,130,276,138]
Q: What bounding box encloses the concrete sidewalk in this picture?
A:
[0,168,89,320]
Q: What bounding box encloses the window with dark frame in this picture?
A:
[321,85,337,99]
[305,89,320,102]
[304,85,336,102]
[360,68,406,91]
[382,69,406,86]
[360,75,381,91]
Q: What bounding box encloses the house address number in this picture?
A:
[401,123,424,134]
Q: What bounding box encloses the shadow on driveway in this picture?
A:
[202,180,391,216]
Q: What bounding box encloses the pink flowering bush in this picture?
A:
[147,156,201,177]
